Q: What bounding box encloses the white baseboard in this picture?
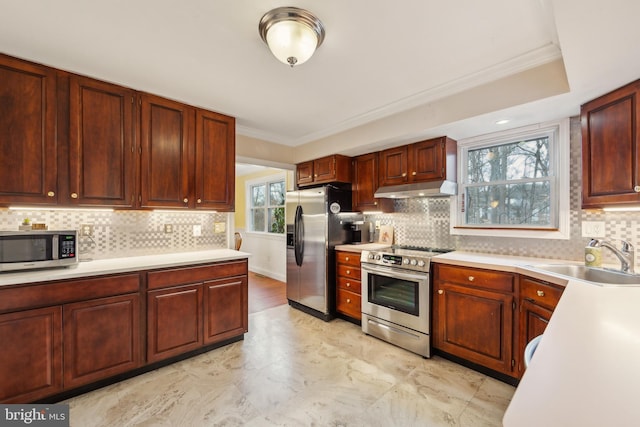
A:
[249,266,286,283]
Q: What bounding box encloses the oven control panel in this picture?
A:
[360,250,430,272]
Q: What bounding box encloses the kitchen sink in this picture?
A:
[528,264,640,286]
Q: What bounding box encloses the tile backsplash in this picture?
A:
[0,209,229,261]
[366,116,640,267]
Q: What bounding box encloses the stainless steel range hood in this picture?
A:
[374,180,457,199]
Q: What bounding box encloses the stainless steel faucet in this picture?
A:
[587,239,635,274]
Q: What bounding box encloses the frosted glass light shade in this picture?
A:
[259,7,325,67]
[266,20,318,66]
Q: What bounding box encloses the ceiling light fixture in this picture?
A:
[259,6,325,67]
[496,119,510,125]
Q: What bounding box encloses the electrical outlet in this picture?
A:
[80,224,94,237]
[214,222,226,233]
[582,221,606,237]
[164,224,173,234]
[192,225,202,237]
[375,220,381,230]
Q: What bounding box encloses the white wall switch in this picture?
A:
[192,225,202,237]
[582,221,606,237]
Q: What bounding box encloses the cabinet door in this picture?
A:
[379,146,408,186]
[581,80,640,207]
[0,306,62,403]
[410,138,444,182]
[296,161,314,187]
[204,275,248,344]
[194,109,235,210]
[0,54,57,205]
[63,293,141,388]
[353,153,393,212]
[147,284,203,363]
[517,299,552,374]
[140,93,194,208]
[434,282,514,375]
[69,76,136,207]
[313,155,338,183]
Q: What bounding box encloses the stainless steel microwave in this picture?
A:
[0,230,78,272]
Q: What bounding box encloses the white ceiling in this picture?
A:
[1,0,639,154]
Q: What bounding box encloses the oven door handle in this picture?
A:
[361,264,427,282]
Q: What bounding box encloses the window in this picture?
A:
[248,178,285,233]
[452,119,570,239]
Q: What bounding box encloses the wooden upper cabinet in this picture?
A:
[296,161,314,186]
[296,155,352,188]
[68,75,136,207]
[139,93,194,209]
[0,54,57,205]
[379,137,457,187]
[581,79,640,208]
[194,109,235,211]
[352,153,393,212]
[378,146,409,186]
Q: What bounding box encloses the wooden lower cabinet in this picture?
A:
[433,263,516,377]
[147,284,203,363]
[517,276,564,375]
[147,260,248,363]
[0,306,62,403]
[204,275,248,344]
[335,251,362,321]
[0,258,248,403]
[64,293,141,388]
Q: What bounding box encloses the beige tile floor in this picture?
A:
[65,305,515,426]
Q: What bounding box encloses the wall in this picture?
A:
[365,116,640,267]
[234,168,290,282]
[0,209,229,261]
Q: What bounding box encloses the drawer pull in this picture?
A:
[635,185,640,193]
[468,276,475,282]
[346,270,351,275]
[536,290,545,297]
[346,298,351,304]
[345,256,350,261]
[438,289,444,295]
[47,191,55,197]
[346,282,351,287]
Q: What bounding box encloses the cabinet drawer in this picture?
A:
[337,276,361,294]
[521,277,564,311]
[435,264,514,293]
[148,260,247,290]
[336,289,361,320]
[337,264,361,281]
[0,274,141,314]
[336,251,361,267]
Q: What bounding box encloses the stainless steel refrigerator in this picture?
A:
[286,185,352,321]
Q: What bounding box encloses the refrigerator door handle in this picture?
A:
[294,205,304,266]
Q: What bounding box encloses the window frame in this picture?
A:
[245,172,286,235]
[450,118,570,240]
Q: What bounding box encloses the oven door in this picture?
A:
[361,263,429,333]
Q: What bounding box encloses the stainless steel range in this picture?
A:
[360,246,451,357]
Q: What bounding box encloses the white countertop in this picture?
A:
[430,251,640,426]
[0,249,250,287]
[334,243,392,253]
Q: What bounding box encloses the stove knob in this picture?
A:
[375,254,381,260]
[403,258,410,265]
[417,260,426,267]
[368,253,375,260]
[410,259,418,266]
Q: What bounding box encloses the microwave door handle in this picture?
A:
[52,234,59,260]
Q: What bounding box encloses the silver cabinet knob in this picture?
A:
[536,290,545,297]
[183,198,188,203]
[468,276,475,282]
[71,192,78,199]
[47,191,55,197]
